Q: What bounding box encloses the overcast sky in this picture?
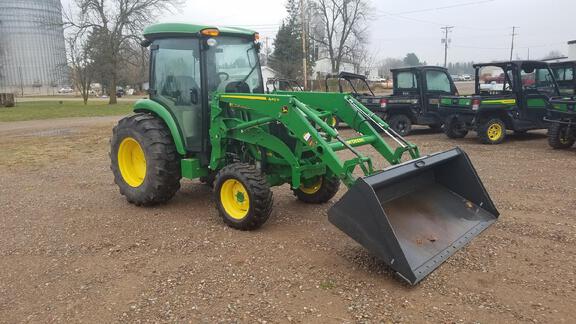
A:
[61,0,576,65]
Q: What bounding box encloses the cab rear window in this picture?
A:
[396,71,417,89]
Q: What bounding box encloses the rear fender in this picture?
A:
[133,99,187,155]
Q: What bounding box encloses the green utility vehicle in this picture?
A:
[324,72,385,128]
[546,97,576,148]
[439,61,559,144]
[109,23,499,285]
[380,66,458,135]
[550,61,575,95]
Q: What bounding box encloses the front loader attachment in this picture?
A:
[328,148,498,285]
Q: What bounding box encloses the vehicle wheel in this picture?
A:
[478,118,506,144]
[548,123,575,149]
[327,115,340,129]
[443,116,468,138]
[214,163,273,230]
[110,114,181,206]
[388,114,412,136]
[293,175,340,204]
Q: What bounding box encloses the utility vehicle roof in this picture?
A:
[549,61,576,67]
[143,23,257,39]
[390,66,448,73]
[326,72,367,80]
[472,60,549,69]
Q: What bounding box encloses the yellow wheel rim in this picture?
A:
[329,116,337,127]
[300,177,323,195]
[487,123,503,141]
[118,137,147,187]
[220,179,250,220]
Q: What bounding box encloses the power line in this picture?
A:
[394,0,496,15]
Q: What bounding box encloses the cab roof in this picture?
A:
[473,60,549,69]
[390,66,448,73]
[143,23,257,39]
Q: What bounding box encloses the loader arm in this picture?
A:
[210,92,418,188]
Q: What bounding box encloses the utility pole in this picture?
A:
[510,26,518,61]
[300,0,308,90]
[441,26,454,68]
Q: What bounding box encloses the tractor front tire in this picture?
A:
[443,116,468,138]
[293,176,340,204]
[388,114,412,136]
[214,163,273,230]
[110,114,181,206]
[548,123,575,149]
[478,118,506,144]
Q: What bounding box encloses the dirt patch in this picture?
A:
[0,121,575,323]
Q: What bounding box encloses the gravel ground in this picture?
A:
[0,118,575,323]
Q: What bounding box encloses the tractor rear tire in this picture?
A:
[110,114,181,206]
[478,118,506,144]
[443,116,468,138]
[548,123,575,149]
[293,175,340,204]
[388,114,412,136]
[214,163,273,230]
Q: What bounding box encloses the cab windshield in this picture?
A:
[206,36,263,94]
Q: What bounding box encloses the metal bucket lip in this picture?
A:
[407,218,496,284]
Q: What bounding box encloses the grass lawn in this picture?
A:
[0,100,134,122]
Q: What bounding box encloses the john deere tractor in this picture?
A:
[439,61,559,144]
[110,23,499,285]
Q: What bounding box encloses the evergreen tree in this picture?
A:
[269,0,313,81]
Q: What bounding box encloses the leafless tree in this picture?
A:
[66,36,94,104]
[63,0,179,104]
[309,0,371,73]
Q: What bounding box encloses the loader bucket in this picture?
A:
[328,148,498,285]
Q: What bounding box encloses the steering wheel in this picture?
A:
[217,72,230,81]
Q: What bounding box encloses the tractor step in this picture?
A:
[328,148,499,284]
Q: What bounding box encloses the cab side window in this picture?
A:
[425,70,451,93]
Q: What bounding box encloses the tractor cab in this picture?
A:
[142,24,263,154]
[439,61,559,144]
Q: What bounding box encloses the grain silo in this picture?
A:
[0,0,68,95]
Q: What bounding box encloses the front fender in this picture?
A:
[133,99,187,155]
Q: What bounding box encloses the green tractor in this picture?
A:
[110,23,499,285]
[439,61,559,144]
[546,97,576,149]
